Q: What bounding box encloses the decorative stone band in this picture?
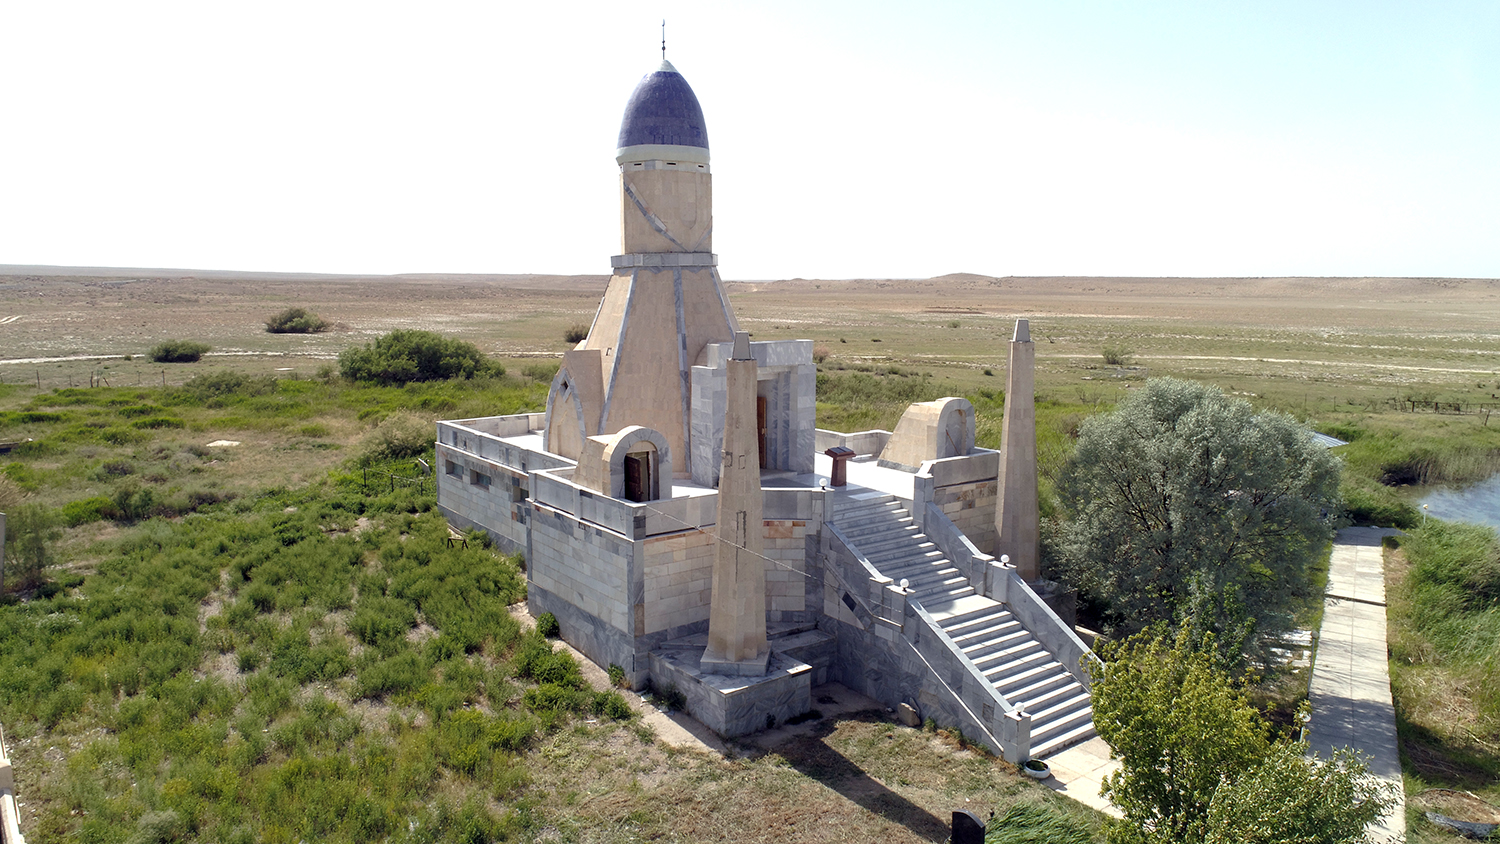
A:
[611,253,717,269]
[616,143,710,166]
[619,159,711,173]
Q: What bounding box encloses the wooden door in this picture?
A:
[757,396,768,469]
[624,454,645,502]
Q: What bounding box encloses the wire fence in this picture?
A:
[360,464,433,496]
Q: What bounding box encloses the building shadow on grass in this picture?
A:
[773,710,951,842]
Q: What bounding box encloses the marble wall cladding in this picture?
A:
[528,582,639,681]
[643,530,716,634]
[763,519,811,614]
[691,340,816,486]
[648,650,812,737]
[436,443,532,553]
[528,502,634,635]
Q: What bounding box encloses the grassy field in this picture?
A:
[4,268,1500,840]
[0,374,1097,843]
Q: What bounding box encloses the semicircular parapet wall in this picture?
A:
[878,397,976,471]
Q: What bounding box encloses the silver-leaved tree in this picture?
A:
[1057,377,1341,665]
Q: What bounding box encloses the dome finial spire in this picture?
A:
[661,19,666,61]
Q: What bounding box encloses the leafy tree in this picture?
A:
[265,306,330,334]
[338,329,503,385]
[1057,378,1340,662]
[1204,744,1392,844]
[1093,629,1392,844]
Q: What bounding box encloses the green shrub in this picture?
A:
[149,340,212,363]
[180,371,277,402]
[126,809,186,844]
[563,324,588,344]
[1101,345,1134,366]
[101,426,148,445]
[338,330,503,385]
[131,416,186,430]
[237,649,263,672]
[607,663,627,688]
[595,691,631,720]
[512,631,580,688]
[522,362,561,382]
[265,307,330,334]
[4,503,59,591]
[359,412,433,462]
[650,682,686,712]
[116,403,166,418]
[535,611,560,638]
[523,682,591,714]
[355,651,429,700]
[349,595,417,648]
[61,495,115,526]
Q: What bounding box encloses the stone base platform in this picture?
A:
[648,645,814,738]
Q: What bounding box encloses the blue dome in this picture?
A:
[617,60,709,151]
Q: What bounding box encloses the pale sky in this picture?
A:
[3,1,1497,280]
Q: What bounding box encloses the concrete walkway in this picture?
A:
[1306,526,1406,842]
[1042,736,1122,817]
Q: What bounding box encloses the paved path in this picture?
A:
[1307,526,1406,842]
[1042,736,1122,818]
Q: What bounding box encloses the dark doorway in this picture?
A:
[757,395,768,469]
[624,453,651,502]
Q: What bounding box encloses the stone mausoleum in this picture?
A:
[437,58,1098,761]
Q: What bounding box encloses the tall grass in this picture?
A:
[1332,424,1500,488]
[1387,522,1500,796]
[0,465,628,841]
[985,800,1098,844]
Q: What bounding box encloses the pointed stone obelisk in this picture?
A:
[996,319,1041,582]
[702,332,770,676]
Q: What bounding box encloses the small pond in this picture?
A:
[1417,473,1500,531]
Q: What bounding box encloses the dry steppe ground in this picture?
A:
[4,267,1499,401]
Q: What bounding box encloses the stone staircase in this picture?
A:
[833,493,1096,757]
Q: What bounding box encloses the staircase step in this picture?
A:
[1018,681,1088,716]
[988,653,1062,690]
[859,532,931,554]
[1020,689,1092,722]
[895,570,967,594]
[1030,721,1098,759]
[835,511,913,531]
[1030,705,1094,744]
[888,563,960,590]
[950,616,1024,648]
[911,584,976,604]
[871,550,945,571]
[937,603,1010,632]
[875,549,946,570]
[998,665,1075,702]
[970,639,1045,673]
[878,563,952,583]
[834,499,899,518]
